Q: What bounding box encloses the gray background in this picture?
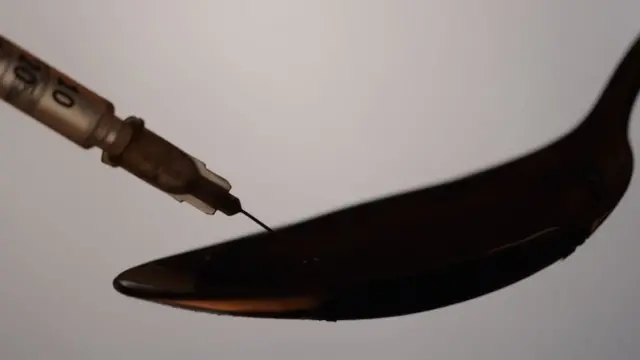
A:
[0,1,639,359]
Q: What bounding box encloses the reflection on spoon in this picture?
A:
[114,31,640,321]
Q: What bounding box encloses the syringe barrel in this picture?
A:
[0,35,130,154]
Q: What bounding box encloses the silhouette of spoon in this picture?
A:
[114,31,640,321]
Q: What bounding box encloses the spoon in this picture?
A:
[114,31,640,321]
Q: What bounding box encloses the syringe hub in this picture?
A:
[101,116,241,215]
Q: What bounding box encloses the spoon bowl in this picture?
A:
[114,31,640,321]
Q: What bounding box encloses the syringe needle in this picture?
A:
[241,209,273,233]
[0,34,273,232]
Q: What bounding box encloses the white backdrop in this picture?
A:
[0,1,639,359]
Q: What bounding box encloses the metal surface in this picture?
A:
[114,30,640,321]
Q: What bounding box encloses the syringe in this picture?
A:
[0,34,271,231]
